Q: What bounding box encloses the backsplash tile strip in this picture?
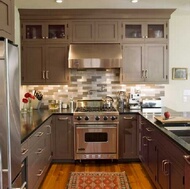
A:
[23,69,165,106]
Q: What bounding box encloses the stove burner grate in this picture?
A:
[75,106,117,112]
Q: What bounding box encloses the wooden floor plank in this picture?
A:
[39,162,156,189]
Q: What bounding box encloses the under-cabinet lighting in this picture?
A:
[131,0,139,3]
[56,0,63,3]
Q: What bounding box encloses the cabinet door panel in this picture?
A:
[21,44,45,84]
[0,0,13,41]
[119,115,138,159]
[53,115,74,159]
[72,21,95,42]
[121,44,144,83]
[96,21,118,42]
[145,44,168,82]
[46,44,69,84]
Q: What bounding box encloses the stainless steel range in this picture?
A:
[73,100,119,160]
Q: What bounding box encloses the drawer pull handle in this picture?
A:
[146,128,154,132]
[35,132,43,137]
[46,125,51,135]
[184,155,190,165]
[58,117,69,121]
[146,137,152,142]
[21,149,28,155]
[36,148,44,154]
[124,117,134,120]
[37,169,44,177]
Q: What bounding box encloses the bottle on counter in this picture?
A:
[70,97,74,112]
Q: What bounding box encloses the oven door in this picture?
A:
[75,125,117,154]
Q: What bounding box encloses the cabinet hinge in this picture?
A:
[166,45,168,50]
[166,75,168,79]
[166,34,168,39]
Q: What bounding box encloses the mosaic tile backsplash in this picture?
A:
[22,69,165,106]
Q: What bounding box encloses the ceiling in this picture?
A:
[15,0,190,11]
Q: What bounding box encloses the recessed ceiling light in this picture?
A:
[56,0,63,3]
[131,0,139,3]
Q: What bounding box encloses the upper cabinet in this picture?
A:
[121,21,168,43]
[21,22,69,42]
[72,20,119,43]
[0,0,14,42]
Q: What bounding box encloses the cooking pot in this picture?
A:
[102,96,114,108]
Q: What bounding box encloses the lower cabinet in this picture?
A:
[184,155,190,189]
[140,117,157,183]
[140,115,185,189]
[27,117,52,189]
[119,114,138,160]
[52,115,74,160]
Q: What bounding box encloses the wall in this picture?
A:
[163,9,190,111]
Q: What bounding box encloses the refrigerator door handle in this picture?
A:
[12,181,27,189]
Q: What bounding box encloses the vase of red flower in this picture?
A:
[22,92,35,113]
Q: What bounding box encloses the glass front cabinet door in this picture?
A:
[122,21,167,42]
[22,22,68,42]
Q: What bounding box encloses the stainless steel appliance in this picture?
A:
[73,100,119,160]
[0,38,26,189]
[117,91,127,111]
[128,93,141,110]
[68,43,122,69]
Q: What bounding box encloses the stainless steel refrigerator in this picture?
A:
[0,38,26,189]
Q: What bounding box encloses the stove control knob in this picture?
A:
[85,116,89,121]
[103,116,108,121]
[95,116,100,121]
[76,116,82,121]
[111,116,117,121]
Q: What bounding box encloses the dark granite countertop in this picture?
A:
[21,108,73,143]
[21,107,190,153]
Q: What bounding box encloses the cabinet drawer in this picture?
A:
[21,140,29,162]
[28,150,45,189]
[28,126,46,149]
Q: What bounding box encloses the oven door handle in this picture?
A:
[76,126,116,129]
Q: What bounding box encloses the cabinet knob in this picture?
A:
[145,69,148,78]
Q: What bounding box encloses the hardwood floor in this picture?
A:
[40,161,157,189]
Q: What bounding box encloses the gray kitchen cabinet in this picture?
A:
[119,114,138,160]
[0,0,14,42]
[21,43,69,85]
[184,155,190,189]
[52,115,74,160]
[139,117,157,184]
[72,20,119,42]
[21,21,69,42]
[121,21,168,43]
[121,43,168,84]
[139,115,185,189]
[156,129,185,189]
[27,117,52,189]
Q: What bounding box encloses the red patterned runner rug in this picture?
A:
[67,172,131,189]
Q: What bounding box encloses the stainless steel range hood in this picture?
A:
[68,43,122,69]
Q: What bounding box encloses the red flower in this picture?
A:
[22,98,28,103]
[24,92,35,100]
